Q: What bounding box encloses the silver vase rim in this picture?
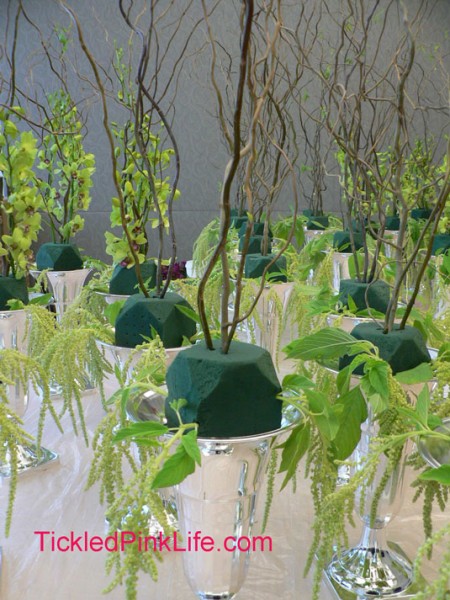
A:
[96,338,189,354]
[31,267,92,276]
[95,290,130,300]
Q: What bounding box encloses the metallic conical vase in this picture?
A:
[332,253,352,293]
[304,228,326,244]
[175,420,294,600]
[46,268,92,321]
[252,282,293,363]
[45,269,94,396]
[0,308,57,476]
[324,367,436,597]
[383,230,399,260]
[326,412,413,597]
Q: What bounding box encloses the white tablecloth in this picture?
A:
[0,384,448,600]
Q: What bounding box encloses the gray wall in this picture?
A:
[1,0,449,262]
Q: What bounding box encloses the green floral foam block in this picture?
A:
[0,276,28,310]
[165,340,282,437]
[114,291,196,348]
[340,322,431,375]
[109,261,156,295]
[338,279,390,314]
[36,243,83,271]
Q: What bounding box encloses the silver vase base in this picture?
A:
[0,444,59,477]
[325,542,425,599]
[197,593,237,600]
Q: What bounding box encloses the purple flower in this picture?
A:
[161,260,187,280]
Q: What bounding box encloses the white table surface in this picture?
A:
[0,380,448,600]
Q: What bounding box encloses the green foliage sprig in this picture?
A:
[87,336,167,510]
[36,89,95,243]
[0,110,41,278]
[94,383,199,599]
[282,327,450,600]
[192,217,239,277]
[0,346,60,534]
[31,291,114,444]
[403,139,440,211]
[105,47,180,276]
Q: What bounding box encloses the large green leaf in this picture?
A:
[332,387,367,461]
[175,303,201,325]
[113,421,168,442]
[395,363,434,384]
[278,422,310,490]
[419,465,450,485]
[180,430,201,466]
[282,373,315,391]
[366,360,390,402]
[305,389,340,442]
[284,327,373,362]
[416,385,430,427]
[151,444,196,489]
[360,375,388,414]
[105,300,126,327]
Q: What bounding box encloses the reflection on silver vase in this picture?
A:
[0,309,57,476]
[175,417,295,600]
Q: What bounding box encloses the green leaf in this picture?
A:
[278,422,310,490]
[416,385,430,427]
[29,293,53,306]
[419,465,450,485]
[413,319,428,343]
[347,295,358,314]
[283,327,373,362]
[367,361,390,402]
[332,387,367,461]
[104,300,126,327]
[428,414,443,430]
[6,299,24,310]
[336,364,352,394]
[305,389,340,442]
[119,386,131,419]
[4,119,18,137]
[360,375,388,413]
[395,363,434,384]
[281,373,315,391]
[151,444,196,489]
[175,303,201,325]
[113,421,169,442]
[438,343,450,362]
[180,430,201,466]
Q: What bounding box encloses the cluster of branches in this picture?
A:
[286,0,450,332]
[59,0,204,297]
[197,0,308,353]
